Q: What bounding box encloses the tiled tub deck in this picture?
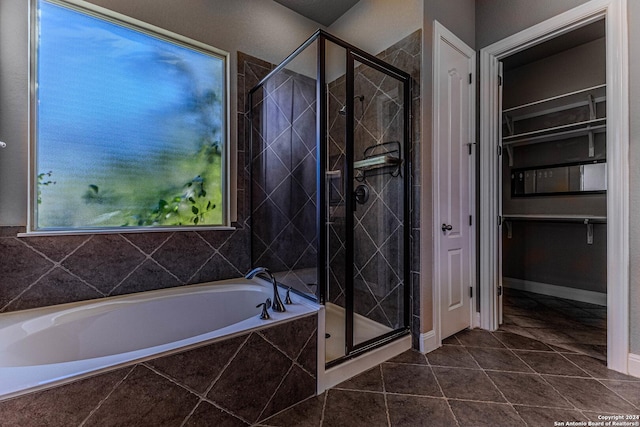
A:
[0,314,317,426]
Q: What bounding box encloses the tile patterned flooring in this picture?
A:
[260,291,636,427]
[261,329,639,427]
[500,288,608,361]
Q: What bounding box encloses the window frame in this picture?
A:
[27,0,232,235]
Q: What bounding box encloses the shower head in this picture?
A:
[338,95,365,116]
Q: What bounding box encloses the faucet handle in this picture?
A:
[285,287,293,305]
[256,298,272,320]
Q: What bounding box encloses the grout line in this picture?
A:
[78,365,136,427]
[2,236,107,312]
[429,364,461,426]
[198,396,254,425]
[184,250,219,286]
[56,264,106,296]
[258,326,317,379]
[318,389,329,427]
[591,377,640,411]
[466,350,524,413]
[203,334,252,397]
[178,400,202,427]
[503,343,579,416]
[257,392,319,427]
[142,362,204,398]
[256,363,295,422]
[143,361,254,426]
[0,264,57,312]
[22,232,92,265]
[554,351,597,379]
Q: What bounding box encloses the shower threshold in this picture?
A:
[324,303,393,363]
[317,303,411,393]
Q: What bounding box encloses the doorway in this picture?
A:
[499,19,607,359]
[479,0,629,373]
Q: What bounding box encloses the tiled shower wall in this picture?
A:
[0,313,317,426]
[250,66,319,296]
[0,54,262,314]
[327,31,422,337]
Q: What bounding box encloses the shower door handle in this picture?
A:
[441,223,453,232]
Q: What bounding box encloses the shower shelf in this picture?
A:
[353,155,402,170]
[354,141,402,180]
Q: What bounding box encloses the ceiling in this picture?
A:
[272,0,361,26]
[503,19,605,71]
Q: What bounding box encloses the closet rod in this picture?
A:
[502,214,606,224]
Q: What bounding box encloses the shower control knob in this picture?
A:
[441,223,453,232]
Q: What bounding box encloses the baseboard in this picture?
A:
[503,277,606,306]
[473,312,481,329]
[419,330,439,353]
[628,353,640,379]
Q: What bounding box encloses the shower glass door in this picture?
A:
[345,52,410,354]
[321,33,410,366]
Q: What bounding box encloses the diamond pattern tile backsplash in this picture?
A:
[250,65,319,296]
[0,229,252,313]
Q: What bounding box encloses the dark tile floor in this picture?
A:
[257,291,629,426]
[500,288,607,361]
[260,329,639,427]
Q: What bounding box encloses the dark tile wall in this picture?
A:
[0,313,318,426]
[250,65,319,296]
[326,30,422,340]
[0,53,263,314]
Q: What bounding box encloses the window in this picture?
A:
[31,0,229,232]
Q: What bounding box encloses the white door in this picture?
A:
[433,22,475,340]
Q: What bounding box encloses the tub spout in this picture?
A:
[245,267,286,312]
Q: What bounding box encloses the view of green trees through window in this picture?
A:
[34,0,226,230]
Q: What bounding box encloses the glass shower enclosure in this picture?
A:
[249,30,411,367]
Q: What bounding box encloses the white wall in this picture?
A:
[0,0,30,226]
[329,0,423,54]
[0,0,322,225]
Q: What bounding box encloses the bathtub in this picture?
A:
[0,277,319,399]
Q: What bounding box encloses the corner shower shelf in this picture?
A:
[353,155,402,170]
[354,141,402,180]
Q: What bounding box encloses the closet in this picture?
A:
[499,19,608,358]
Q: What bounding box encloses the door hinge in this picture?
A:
[467,142,476,155]
[469,215,473,226]
[469,73,472,84]
[497,145,502,156]
[498,286,503,296]
[469,286,473,298]
[498,75,503,86]
[497,215,502,226]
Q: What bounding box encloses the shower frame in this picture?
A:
[249,29,412,366]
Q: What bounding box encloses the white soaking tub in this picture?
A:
[0,277,318,399]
